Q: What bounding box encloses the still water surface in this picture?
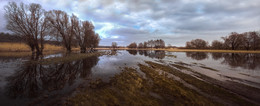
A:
[0,50,259,105]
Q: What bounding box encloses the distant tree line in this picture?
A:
[186,31,260,50]
[0,32,61,45]
[4,2,100,55]
[128,39,165,48]
[0,32,23,42]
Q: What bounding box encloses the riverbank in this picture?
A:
[96,48,260,53]
[1,42,260,54]
[0,42,64,52]
[0,42,79,57]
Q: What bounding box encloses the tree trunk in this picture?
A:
[35,44,43,55]
[65,44,72,52]
[80,47,86,53]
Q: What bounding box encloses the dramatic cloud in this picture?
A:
[0,0,260,46]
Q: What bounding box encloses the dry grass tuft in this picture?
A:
[0,42,63,52]
[0,42,30,52]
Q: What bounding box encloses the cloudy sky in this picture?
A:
[0,0,260,46]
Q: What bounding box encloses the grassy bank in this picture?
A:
[1,42,260,54]
[96,48,260,53]
[0,42,63,52]
[0,42,82,57]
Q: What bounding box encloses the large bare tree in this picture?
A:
[186,39,208,49]
[45,10,74,52]
[128,42,137,48]
[211,40,224,50]
[72,16,100,53]
[222,32,244,50]
[5,2,50,55]
[248,31,260,50]
[71,15,86,53]
[83,21,100,52]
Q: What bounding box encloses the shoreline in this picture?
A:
[96,48,260,53]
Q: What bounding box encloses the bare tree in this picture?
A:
[87,31,100,52]
[211,40,223,50]
[5,2,50,55]
[111,42,117,49]
[71,15,85,53]
[222,32,243,50]
[186,39,208,49]
[241,32,252,50]
[143,42,148,48]
[186,41,192,49]
[72,15,91,53]
[138,43,144,48]
[128,42,137,48]
[248,31,260,50]
[141,39,165,48]
[71,15,100,53]
[46,10,74,52]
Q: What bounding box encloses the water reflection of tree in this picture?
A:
[136,50,165,59]
[186,52,208,60]
[5,55,99,98]
[127,50,138,55]
[221,53,260,70]
[211,53,223,60]
[187,52,260,70]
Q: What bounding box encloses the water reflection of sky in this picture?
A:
[0,50,259,105]
[91,50,155,82]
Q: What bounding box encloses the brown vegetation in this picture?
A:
[127,42,137,48]
[4,2,100,55]
[0,42,62,52]
[5,2,51,55]
[186,31,260,50]
[186,39,208,49]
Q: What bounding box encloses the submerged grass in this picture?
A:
[0,51,64,58]
[138,64,215,105]
[68,67,160,106]
[200,66,219,72]
[67,61,256,105]
[171,63,192,70]
[166,55,177,58]
[68,64,215,105]
[145,61,254,105]
[33,52,104,65]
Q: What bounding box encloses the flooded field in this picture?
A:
[0,50,259,105]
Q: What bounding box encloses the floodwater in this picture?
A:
[0,50,259,105]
